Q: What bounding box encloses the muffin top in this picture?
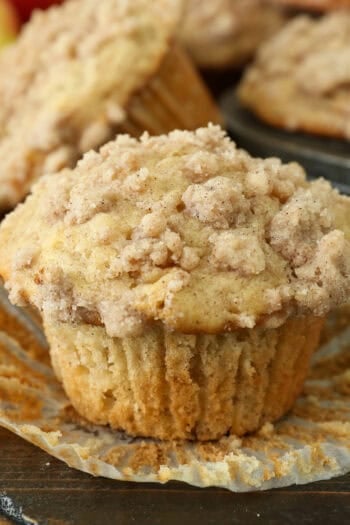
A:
[238,12,350,140]
[180,0,285,69]
[243,12,350,96]
[0,125,349,337]
[0,0,181,209]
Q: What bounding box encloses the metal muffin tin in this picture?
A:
[221,90,350,195]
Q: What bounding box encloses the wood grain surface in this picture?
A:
[0,427,349,525]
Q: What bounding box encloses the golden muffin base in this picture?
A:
[46,316,324,441]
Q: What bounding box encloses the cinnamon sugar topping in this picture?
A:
[0,125,349,336]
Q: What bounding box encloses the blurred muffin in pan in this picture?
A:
[238,12,350,140]
[0,0,221,211]
[0,125,349,441]
[179,0,286,70]
[270,0,350,11]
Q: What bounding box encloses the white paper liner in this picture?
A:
[0,285,349,492]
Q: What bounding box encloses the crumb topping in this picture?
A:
[0,0,181,209]
[0,125,349,336]
[252,13,350,78]
[269,180,335,268]
[294,230,350,316]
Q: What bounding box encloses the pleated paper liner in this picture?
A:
[117,43,223,137]
[220,90,350,195]
[0,285,349,491]
[45,316,324,441]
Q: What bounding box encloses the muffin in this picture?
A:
[238,12,350,140]
[0,0,221,211]
[0,125,349,441]
[180,0,286,70]
[270,0,350,11]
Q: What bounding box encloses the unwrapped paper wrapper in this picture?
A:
[0,285,349,492]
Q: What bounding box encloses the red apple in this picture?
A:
[12,0,63,22]
[0,0,19,49]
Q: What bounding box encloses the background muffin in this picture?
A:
[238,12,350,140]
[0,0,221,211]
[180,0,286,70]
[0,126,349,440]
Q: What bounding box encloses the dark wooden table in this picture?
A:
[0,427,349,525]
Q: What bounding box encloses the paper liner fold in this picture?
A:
[0,286,349,492]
